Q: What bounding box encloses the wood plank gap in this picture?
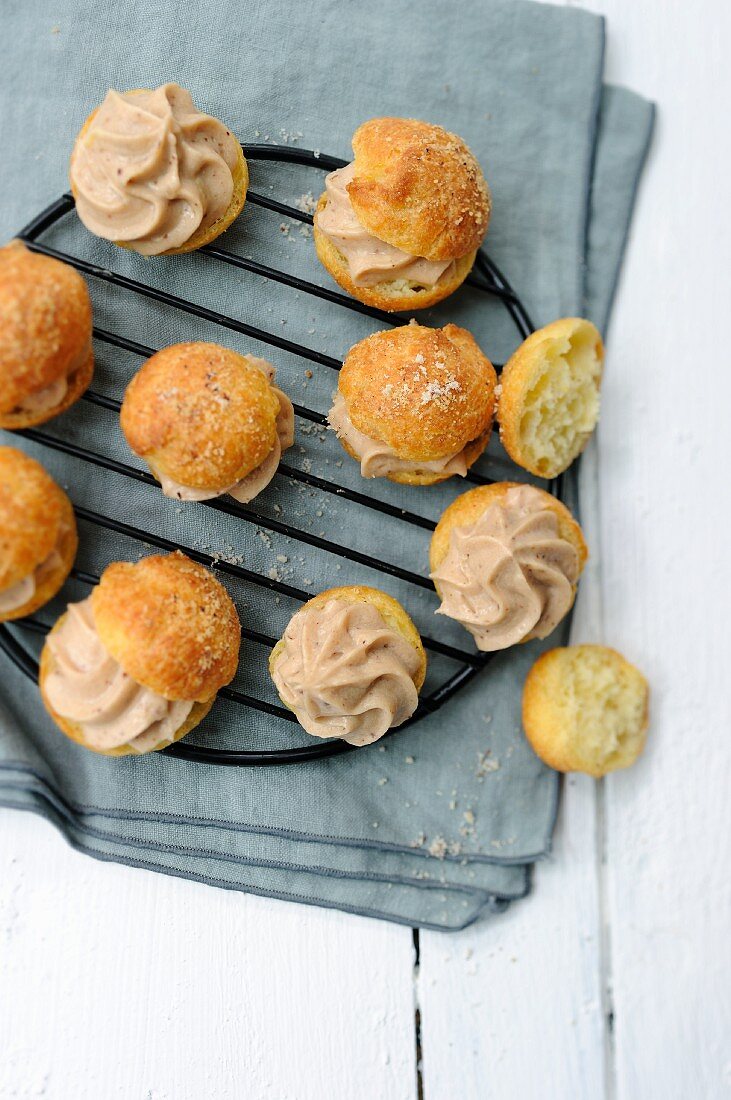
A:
[597,778,617,1100]
[412,928,425,1100]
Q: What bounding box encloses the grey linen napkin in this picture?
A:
[0,0,653,930]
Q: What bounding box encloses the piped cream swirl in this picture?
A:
[315,163,455,287]
[44,598,193,753]
[431,485,580,651]
[328,392,470,479]
[70,83,240,255]
[271,598,421,746]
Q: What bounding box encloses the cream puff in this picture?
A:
[69,83,248,256]
[314,117,491,312]
[0,240,93,430]
[0,447,78,621]
[430,482,587,651]
[120,342,294,504]
[499,317,604,478]
[40,551,241,756]
[329,322,497,485]
[269,586,426,747]
[522,644,649,777]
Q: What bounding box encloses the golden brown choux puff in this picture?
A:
[269,585,426,747]
[39,551,241,756]
[120,342,295,504]
[0,240,93,430]
[314,117,490,311]
[522,644,649,777]
[69,83,248,256]
[328,322,497,485]
[0,447,78,622]
[430,482,587,651]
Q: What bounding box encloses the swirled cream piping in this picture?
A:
[12,336,92,417]
[431,485,580,651]
[0,525,69,614]
[328,392,470,479]
[152,358,295,503]
[315,163,455,287]
[271,598,421,746]
[70,83,240,255]
[43,598,193,754]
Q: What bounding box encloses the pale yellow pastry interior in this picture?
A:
[522,644,649,777]
[269,586,426,747]
[69,83,248,256]
[499,317,604,478]
[0,240,94,430]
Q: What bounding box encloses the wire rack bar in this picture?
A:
[0,143,541,765]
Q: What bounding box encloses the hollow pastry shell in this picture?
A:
[498,317,604,478]
[522,644,649,777]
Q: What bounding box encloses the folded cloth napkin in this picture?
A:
[0,0,653,930]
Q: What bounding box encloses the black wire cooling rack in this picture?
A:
[0,143,548,766]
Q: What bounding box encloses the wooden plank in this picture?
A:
[581,1,731,1096]
[419,2,731,1097]
[0,811,417,1100]
[418,775,606,1099]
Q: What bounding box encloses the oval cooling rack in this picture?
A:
[0,143,550,766]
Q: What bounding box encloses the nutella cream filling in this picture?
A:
[70,83,240,256]
[152,360,295,503]
[44,598,193,753]
[431,485,580,651]
[11,336,92,418]
[315,163,455,287]
[328,392,470,479]
[0,534,67,614]
[272,598,421,746]
[15,376,68,417]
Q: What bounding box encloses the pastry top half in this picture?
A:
[269,585,426,747]
[499,317,604,478]
[0,447,78,621]
[329,323,497,485]
[347,118,490,262]
[0,240,94,429]
[121,342,294,503]
[522,644,649,777]
[69,83,248,256]
[39,551,237,756]
[313,118,490,311]
[430,482,587,651]
[90,552,241,702]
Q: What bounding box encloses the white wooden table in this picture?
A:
[1,2,729,1096]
